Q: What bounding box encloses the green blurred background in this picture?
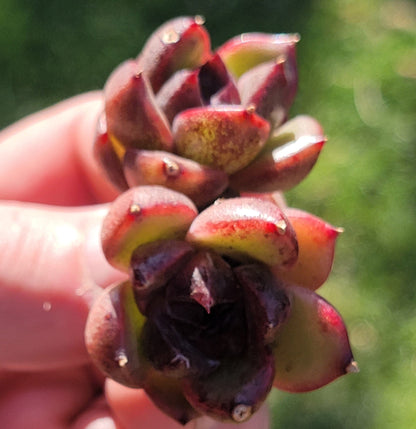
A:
[1,0,415,427]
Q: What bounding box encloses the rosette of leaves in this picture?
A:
[85,186,358,425]
[94,16,326,208]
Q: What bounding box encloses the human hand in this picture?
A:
[0,93,269,429]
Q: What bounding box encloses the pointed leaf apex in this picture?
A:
[246,103,257,114]
[190,267,215,313]
[232,404,253,422]
[290,33,301,43]
[194,15,206,25]
[276,54,287,65]
[346,360,360,374]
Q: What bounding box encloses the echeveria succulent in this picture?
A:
[94,16,326,208]
[87,16,358,426]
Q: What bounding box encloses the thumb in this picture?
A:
[0,201,126,371]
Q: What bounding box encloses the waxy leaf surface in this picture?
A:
[137,16,211,92]
[101,186,197,271]
[274,208,342,290]
[123,149,228,208]
[186,197,298,268]
[173,106,270,174]
[104,60,173,151]
[217,32,299,77]
[273,285,355,392]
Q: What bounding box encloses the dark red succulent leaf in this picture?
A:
[230,115,326,193]
[93,113,129,191]
[129,239,194,299]
[238,56,298,127]
[137,16,212,93]
[123,149,229,208]
[143,368,201,425]
[155,69,203,123]
[229,135,326,193]
[198,53,241,105]
[165,250,240,311]
[182,346,275,423]
[104,59,173,151]
[85,281,148,388]
[234,263,291,344]
[210,80,241,105]
[155,53,240,126]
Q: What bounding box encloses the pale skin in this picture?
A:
[0,93,269,429]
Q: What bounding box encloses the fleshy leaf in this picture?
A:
[156,69,203,123]
[137,16,211,93]
[186,197,298,268]
[130,239,194,298]
[268,114,324,145]
[241,191,287,209]
[85,281,147,387]
[273,208,342,290]
[101,186,198,271]
[173,106,270,174]
[238,57,297,126]
[230,115,326,192]
[123,149,229,208]
[217,32,299,78]
[104,59,173,151]
[93,112,128,191]
[273,285,356,392]
[234,264,291,344]
[210,79,241,105]
[230,136,325,192]
[182,347,275,423]
[198,53,240,105]
[144,368,201,425]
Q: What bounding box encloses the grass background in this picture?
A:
[1,0,416,427]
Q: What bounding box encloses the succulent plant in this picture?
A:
[87,16,358,425]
